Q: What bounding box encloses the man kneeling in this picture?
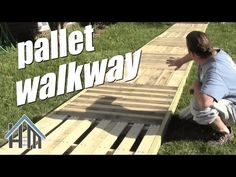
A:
[167,31,236,145]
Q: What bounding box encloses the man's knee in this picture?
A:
[212,99,236,125]
[190,99,219,125]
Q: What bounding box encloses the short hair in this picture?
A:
[186,31,213,59]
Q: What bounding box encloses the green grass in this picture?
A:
[159,22,236,155]
[0,22,170,146]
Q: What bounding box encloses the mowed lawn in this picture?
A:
[0,22,170,146]
[159,22,236,155]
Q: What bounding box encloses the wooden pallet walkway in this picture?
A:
[0,23,208,155]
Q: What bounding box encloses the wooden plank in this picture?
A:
[93,122,128,155]
[79,122,118,154]
[158,31,189,38]
[138,69,163,77]
[77,94,172,106]
[148,62,194,154]
[68,102,168,112]
[114,123,144,155]
[132,69,152,84]
[156,70,174,85]
[86,122,117,154]
[155,70,166,84]
[145,70,164,85]
[34,114,67,134]
[141,45,166,54]
[148,38,186,47]
[73,104,166,117]
[134,76,152,85]
[142,46,187,55]
[140,63,188,70]
[57,111,163,125]
[47,119,93,155]
[167,70,186,87]
[47,89,88,117]
[86,88,175,97]
[158,61,194,137]
[141,53,185,60]
[140,61,180,68]
[70,120,111,154]
[73,97,170,110]
[27,118,94,155]
[135,125,160,154]
[147,135,162,155]
[71,121,118,154]
[0,114,67,155]
[170,47,187,55]
[103,82,178,91]
[96,84,177,93]
[83,91,173,102]
[60,106,165,120]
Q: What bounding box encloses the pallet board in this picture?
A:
[0,23,208,155]
[56,84,174,124]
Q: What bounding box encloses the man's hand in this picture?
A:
[166,57,183,70]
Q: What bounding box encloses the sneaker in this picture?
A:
[207,127,234,145]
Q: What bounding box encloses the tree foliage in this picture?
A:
[0,23,16,49]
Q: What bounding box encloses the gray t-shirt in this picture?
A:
[198,49,236,107]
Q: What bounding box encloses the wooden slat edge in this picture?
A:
[158,61,193,136]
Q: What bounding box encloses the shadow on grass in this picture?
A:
[32,115,44,123]
[163,114,214,143]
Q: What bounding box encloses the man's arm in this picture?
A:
[166,53,193,70]
[191,80,214,108]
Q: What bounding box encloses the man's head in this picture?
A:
[186,31,214,62]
